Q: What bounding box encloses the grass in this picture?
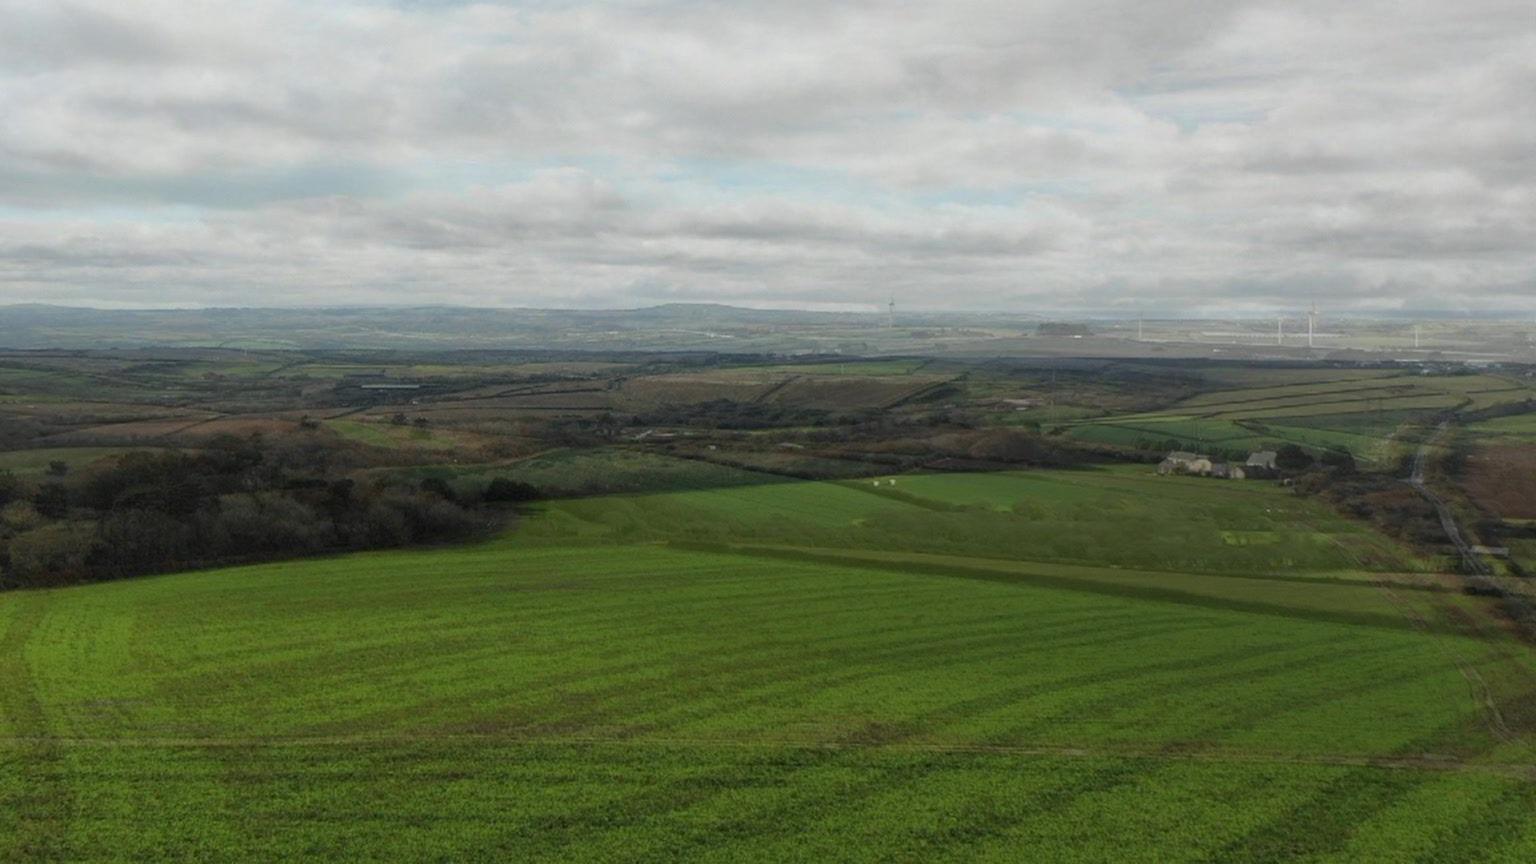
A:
[1191,367,1407,388]
[4,466,1535,860]
[1062,416,1387,460]
[325,419,462,451]
[748,359,931,376]
[386,448,781,498]
[1468,413,1536,443]
[1056,373,1535,462]
[0,447,166,476]
[519,465,1423,575]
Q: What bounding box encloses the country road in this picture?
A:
[1407,418,1492,576]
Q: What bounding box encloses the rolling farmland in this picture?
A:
[5,348,1536,860]
[1060,372,1536,461]
[4,468,1535,861]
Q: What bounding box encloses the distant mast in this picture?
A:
[887,295,895,330]
[1277,317,1283,346]
[1307,301,1318,349]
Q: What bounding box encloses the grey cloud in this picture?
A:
[0,0,1533,313]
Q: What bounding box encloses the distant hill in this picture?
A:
[0,303,1031,352]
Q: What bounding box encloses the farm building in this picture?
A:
[1160,451,1245,479]
[1158,451,1213,476]
[1246,451,1279,471]
[1210,463,1247,480]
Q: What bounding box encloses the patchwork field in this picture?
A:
[325,419,476,452]
[383,449,780,499]
[1061,372,1536,461]
[5,467,1535,861]
[1468,413,1536,444]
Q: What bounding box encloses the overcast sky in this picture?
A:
[1,0,1533,315]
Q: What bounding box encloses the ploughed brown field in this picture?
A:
[1463,444,1536,519]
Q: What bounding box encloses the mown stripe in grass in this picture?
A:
[1422,779,1536,862]
[0,594,73,863]
[1212,720,1506,862]
[681,543,1433,636]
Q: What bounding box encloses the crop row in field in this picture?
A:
[3,466,1533,860]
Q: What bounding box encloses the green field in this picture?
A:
[1468,413,1536,443]
[387,448,782,499]
[0,447,166,476]
[517,466,1423,576]
[1059,373,1536,462]
[5,466,1535,861]
[749,359,932,376]
[325,419,464,451]
[1062,416,1398,462]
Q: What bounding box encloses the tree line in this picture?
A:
[0,434,539,589]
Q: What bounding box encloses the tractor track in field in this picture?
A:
[1312,507,1519,747]
[0,594,74,860]
[1373,576,1517,744]
[1281,504,1519,753]
[0,731,1530,779]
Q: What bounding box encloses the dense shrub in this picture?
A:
[1275,443,1312,473]
[0,433,492,589]
[483,478,543,503]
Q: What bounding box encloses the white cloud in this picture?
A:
[0,0,1532,313]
